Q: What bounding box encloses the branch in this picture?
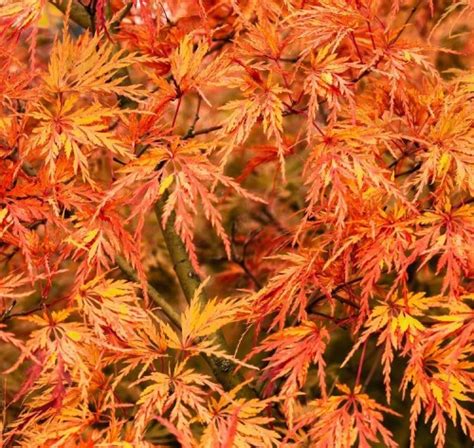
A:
[390,0,422,45]
[307,277,363,312]
[154,196,201,304]
[49,0,92,29]
[154,194,256,396]
[183,124,223,140]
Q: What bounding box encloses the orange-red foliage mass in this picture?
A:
[0,0,473,447]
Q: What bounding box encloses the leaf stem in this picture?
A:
[355,339,368,387]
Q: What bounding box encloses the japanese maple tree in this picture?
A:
[0,0,473,447]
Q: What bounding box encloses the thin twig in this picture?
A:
[390,0,422,45]
[183,96,203,139]
[183,124,223,140]
[307,277,363,311]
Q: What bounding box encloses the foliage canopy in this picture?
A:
[0,0,473,447]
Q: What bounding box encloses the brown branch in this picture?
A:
[183,124,223,140]
[183,96,203,139]
[154,194,256,397]
[390,0,422,45]
[49,0,92,29]
[110,2,133,33]
[307,277,363,312]
[229,223,263,290]
[395,162,422,177]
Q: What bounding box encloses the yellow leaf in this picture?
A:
[101,285,130,298]
[335,383,351,394]
[353,162,364,189]
[437,373,469,401]
[0,208,8,224]
[438,152,451,174]
[321,72,333,85]
[66,330,82,342]
[83,229,99,244]
[431,382,444,406]
[398,313,410,332]
[37,10,49,28]
[119,303,129,315]
[315,44,331,63]
[159,174,174,195]
[51,309,72,323]
[0,117,12,132]
[390,317,398,333]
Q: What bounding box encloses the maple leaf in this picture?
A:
[0,179,53,279]
[218,69,287,172]
[411,95,474,196]
[248,249,336,330]
[236,142,296,183]
[342,292,433,403]
[43,31,144,100]
[289,1,365,55]
[62,200,144,289]
[73,276,170,384]
[74,276,151,342]
[0,271,33,300]
[9,399,96,448]
[249,251,321,329]
[236,19,288,62]
[12,309,97,425]
[290,384,399,448]
[230,0,283,24]
[201,384,281,447]
[0,40,33,102]
[29,98,133,182]
[161,279,251,367]
[401,338,474,448]
[135,362,222,438]
[0,0,44,34]
[413,202,474,296]
[426,295,474,361]
[167,33,231,98]
[249,321,329,426]
[350,205,416,303]
[304,45,356,127]
[301,123,404,229]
